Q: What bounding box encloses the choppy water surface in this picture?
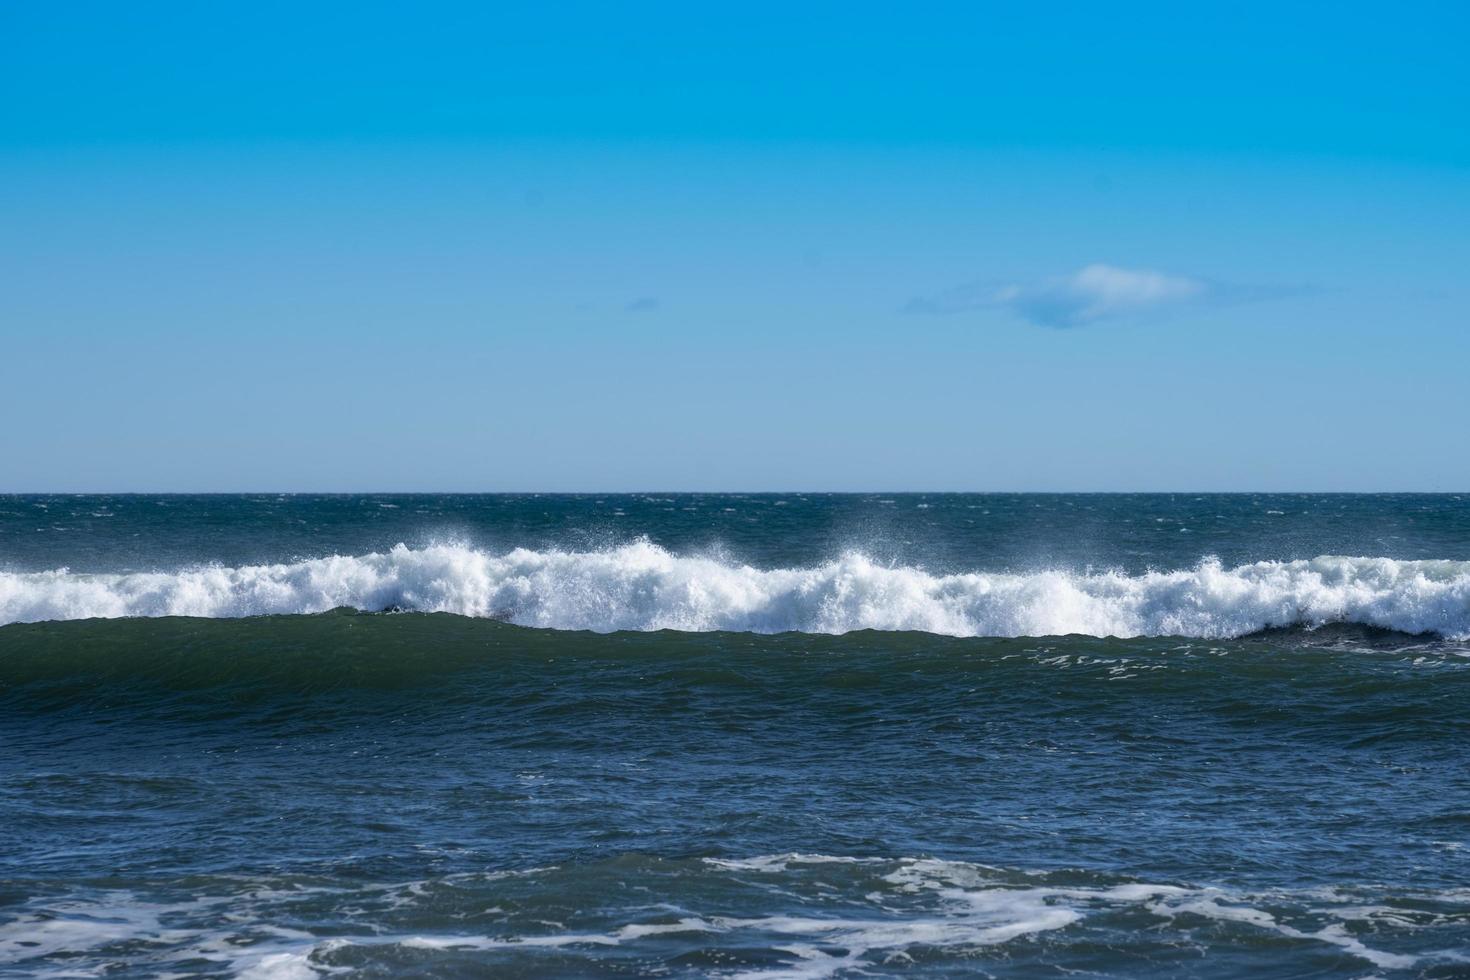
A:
[1,495,1468,977]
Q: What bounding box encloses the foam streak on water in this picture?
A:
[3,541,1468,638]
[0,857,1455,978]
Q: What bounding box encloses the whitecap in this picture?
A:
[1,544,1467,639]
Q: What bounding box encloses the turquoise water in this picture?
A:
[1,494,1468,976]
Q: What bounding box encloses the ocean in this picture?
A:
[1,493,1467,977]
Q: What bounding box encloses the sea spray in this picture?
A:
[3,541,1467,638]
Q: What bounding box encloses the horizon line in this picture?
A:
[1,489,1465,497]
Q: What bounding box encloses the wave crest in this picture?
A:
[2,542,1468,639]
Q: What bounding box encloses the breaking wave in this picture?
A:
[2,542,1468,639]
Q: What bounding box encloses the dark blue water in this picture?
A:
[1,495,1468,976]
[3,492,1468,574]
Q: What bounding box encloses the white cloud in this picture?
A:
[907,264,1213,328]
[1015,264,1204,326]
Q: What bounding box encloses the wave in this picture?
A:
[2,542,1468,639]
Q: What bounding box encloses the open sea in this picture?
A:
[1,492,1468,978]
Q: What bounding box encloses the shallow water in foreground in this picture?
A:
[3,615,1468,977]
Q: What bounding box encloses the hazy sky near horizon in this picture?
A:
[2,1,1468,491]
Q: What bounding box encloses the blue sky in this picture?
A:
[2,1,1467,490]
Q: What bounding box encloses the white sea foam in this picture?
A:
[1,858,1450,977]
[2,542,1468,638]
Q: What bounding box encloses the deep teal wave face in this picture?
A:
[3,613,1468,976]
